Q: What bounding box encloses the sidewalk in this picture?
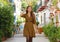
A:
[3,33,50,42]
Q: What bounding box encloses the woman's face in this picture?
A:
[27,7,32,12]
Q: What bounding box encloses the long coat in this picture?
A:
[21,13,36,37]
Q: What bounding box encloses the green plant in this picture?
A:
[0,0,10,6]
[48,25,58,42]
[43,23,51,36]
[0,3,14,38]
[0,30,4,42]
[57,27,60,39]
[43,23,58,42]
[52,0,58,6]
[21,1,28,9]
[36,22,39,26]
[16,19,23,27]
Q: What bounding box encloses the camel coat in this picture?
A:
[21,14,36,37]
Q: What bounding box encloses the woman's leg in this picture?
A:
[29,37,33,42]
[26,37,29,42]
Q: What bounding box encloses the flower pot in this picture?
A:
[2,37,6,41]
[38,27,43,34]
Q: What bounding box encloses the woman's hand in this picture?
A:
[20,13,23,17]
[20,12,26,18]
[35,25,38,30]
[33,24,38,29]
[33,24,39,33]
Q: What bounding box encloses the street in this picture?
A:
[3,33,50,42]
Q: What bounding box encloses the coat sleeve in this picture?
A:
[21,14,26,18]
[33,14,36,24]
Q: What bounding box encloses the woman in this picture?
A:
[20,6,38,42]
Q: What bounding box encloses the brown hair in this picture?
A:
[26,6,35,22]
[26,6,34,17]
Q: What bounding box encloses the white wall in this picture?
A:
[14,0,21,15]
[38,8,50,26]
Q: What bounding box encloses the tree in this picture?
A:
[0,0,10,6]
[52,0,58,6]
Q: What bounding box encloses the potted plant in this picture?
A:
[36,22,39,26]
[43,23,51,37]
[38,26,43,34]
[48,25,58,42]
[43,23,58,42]
[36,21,43,34]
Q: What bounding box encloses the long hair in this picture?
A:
[26,6,34,17]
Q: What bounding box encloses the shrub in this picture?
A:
[43,23,58,42]
[0,4,14,38]
[57,27,60,39]
[0,30,4,42]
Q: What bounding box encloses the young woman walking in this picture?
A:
[20,6,38,42]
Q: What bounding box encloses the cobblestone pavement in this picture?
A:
[3,33,50,42]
